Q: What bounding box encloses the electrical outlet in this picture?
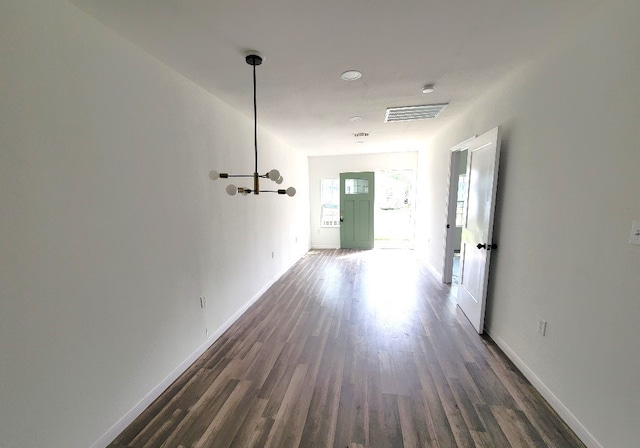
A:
[629,220,640,246]
[200,296,206,309]
[537,320,547,337]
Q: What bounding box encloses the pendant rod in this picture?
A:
[253,61,258,175]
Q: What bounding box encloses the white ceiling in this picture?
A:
[72,0,601,156]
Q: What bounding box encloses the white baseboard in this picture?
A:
[310,245,339,249]
[487,332,602,448]
[90,261,296,448]
[425,261,443,283]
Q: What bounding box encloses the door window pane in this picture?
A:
[345,178,369,194]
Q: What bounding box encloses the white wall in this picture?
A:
[417,1,640,447]
[309,152,417,248]
[0,1,309,447]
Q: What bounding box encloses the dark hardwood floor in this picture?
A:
[108,249,584,448]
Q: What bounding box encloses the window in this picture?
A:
[320,179,340,227]
[345,178,369,194]
[456,174,467,226]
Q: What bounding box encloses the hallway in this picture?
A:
[109,250,583,448]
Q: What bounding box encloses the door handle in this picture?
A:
[476,243,487,249]
[477,243,497,250]
[340,216,344,222]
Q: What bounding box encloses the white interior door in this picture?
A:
[457,126,501,334]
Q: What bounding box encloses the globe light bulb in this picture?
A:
[275,176,284,185]
[286,187,296,197]
[209,170,220,180]
[226,184,237,196]
[268,169,280,181]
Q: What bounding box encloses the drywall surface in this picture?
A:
[418,1,640,447]
[0,1,309,447]
[309,152,417,248]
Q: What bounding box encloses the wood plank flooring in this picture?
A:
[108,249,585,448]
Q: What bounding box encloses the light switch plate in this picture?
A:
[630,221,640,246]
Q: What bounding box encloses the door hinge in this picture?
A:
[446,224,450,229]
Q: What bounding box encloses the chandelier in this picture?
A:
[209,53,296,197]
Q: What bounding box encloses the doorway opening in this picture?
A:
[443,138,473,284]
[374,169,416,249]
[452,151,468,284]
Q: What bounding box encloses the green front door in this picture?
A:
[340,172,375,249]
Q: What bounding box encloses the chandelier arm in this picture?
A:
[223,174,270,178]
[261,189,293,195]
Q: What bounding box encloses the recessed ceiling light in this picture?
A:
[349,116,363,121]
[422,84,435,94]
[341,70,362,81]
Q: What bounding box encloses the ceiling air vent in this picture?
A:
[384,103,449,122]
[353,132,369,137]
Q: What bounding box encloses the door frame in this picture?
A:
[442,136,476,283]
